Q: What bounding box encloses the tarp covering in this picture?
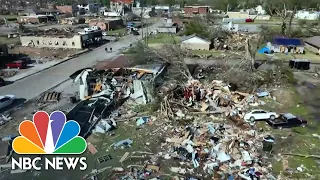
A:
[257,47,271,54]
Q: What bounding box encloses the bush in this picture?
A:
[298,20,307,27]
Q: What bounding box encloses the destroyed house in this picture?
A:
[71,62,167,105]
[20,28,102,49]
[66,98,115,137]
[267,37,305,54]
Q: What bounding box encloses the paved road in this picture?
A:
[0,23,160,100]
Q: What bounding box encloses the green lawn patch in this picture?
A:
[293,49,320,63]
[192,49,225,56]
[274,53,294,61]
[0,14,18,21]
[255,52,268,60]
[147,34,180,44]
[107,28,127,36]
[0,36,20,45]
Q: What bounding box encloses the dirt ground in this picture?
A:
[9,46,81,59]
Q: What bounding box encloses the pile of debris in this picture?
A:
[0,70,18,78]
[24,28,75,38]
[161,122,276,179]
[38,91,61,103]
[160,79,266,124]
[72,64,167,104]
[214,33,259,51]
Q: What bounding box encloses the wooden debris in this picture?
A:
[87,142,98,155]
[282,153,320,159]
[146,165,160,172]
[38,91,61,103]
[119,152,130,163]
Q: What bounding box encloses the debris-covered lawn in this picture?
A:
[1,57,320,180]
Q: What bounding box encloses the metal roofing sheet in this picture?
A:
[272,38,304,46]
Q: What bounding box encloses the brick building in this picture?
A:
[89,19,124,31]
[184,5,209,15]
[56,5,78,14]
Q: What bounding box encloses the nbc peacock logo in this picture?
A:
[12,111,87,154]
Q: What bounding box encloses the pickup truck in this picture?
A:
[266,113,307,129]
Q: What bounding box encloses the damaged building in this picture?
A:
[65,57,167,137]
[66,98,116,138]
[71,63,167,104]
[20,28,102,49]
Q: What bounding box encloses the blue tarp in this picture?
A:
[258,47,271,54]
[272,38,304,46]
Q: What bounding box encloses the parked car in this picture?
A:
[267,113,307,129]
[19,56,32,64]
[245,18,254,22]
[0,95,16,110]
[244,109,278,121]
[6,60,27,69]
[132,30,140,35]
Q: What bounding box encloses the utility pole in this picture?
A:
[145,18,148,46]
[141,2,144,44]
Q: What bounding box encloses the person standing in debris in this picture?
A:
[105,47,108,52]
[110,47,112,52]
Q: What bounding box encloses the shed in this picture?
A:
[304,36,320,55]
[181,34,212,50]
[156,23,178,33]
[267,37,305,54]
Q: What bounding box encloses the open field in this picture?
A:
[147,34,181,44]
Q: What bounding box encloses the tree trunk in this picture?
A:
[246,38,256,71]
[288,6,297,35]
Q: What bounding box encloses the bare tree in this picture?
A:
[265,0,303,35]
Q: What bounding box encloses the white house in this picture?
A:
[243,5,266,15]
[222,22,239,32]
[154,5,171,12]
[255,5,266,15]
[77,3,99,13]
[295,10,320,20]
[181,34,212,50]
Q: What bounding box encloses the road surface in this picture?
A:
[0,22,160,100]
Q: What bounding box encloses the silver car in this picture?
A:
[0,95,16,110]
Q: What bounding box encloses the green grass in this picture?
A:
[0,14,18,21]
[107,28,127,36]
[270,49,320,63]
[192,49,225,56]
[255,52,268,60]
[0,36,20,44]
[266,82,320,177]
[274,53,294,61]
[147,34,180,44]
[293,49,320,62]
